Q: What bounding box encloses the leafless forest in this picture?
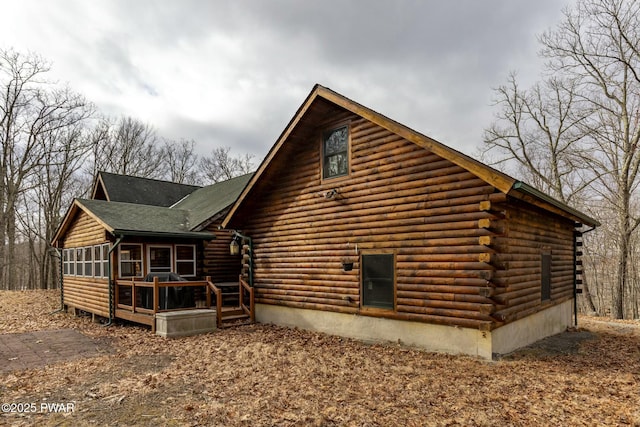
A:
[2,0,640,319]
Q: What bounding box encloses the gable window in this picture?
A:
[361,253,395,310]
[119,244,143,278]
[541,251,552,301]
[175,245,196,277]
[322,125,349,179]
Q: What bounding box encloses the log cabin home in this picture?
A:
[52,172,254,330]
[222,84,599,359]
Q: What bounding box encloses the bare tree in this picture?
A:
[18,122,93,289]
[539,0,640,318]
[0,48,91,289]
[483,73,592,204]
[161,138,201,185]
[90,116,164,179]
[200,146,254,183]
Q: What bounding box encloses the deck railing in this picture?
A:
[239,275,255,323]
[114,275,253,329]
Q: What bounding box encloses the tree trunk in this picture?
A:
[581,272,598,314]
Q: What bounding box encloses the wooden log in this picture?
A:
[479,236,492,246]
[257,282,359,293]
[257,297,357,311]
[396,283,493,295]
[397,304,494,322]
[397,277,493,288]
[253,220,493,245]
[397,297,494,313]
[397,268,493,280]
[395,290,493,304]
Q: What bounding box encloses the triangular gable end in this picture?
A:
[223,84,597,229]
[51,199,114,246]
[91,172,110,201]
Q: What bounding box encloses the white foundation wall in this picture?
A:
[490,299,573,356]
[256,300,574,360]
[255,303,493,359]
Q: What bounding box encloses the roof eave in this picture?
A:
[509,182,600,227]
[110,229,215,240]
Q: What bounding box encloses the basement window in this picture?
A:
[322,125,349,179]
[361,253,395,310]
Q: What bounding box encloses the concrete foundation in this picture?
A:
[255,300,574,359]
[155,309,217,338]
[490,300,573,357]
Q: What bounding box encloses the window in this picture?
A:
[62,249,69,275]
[84,247,93,277]
[68,249,75,275]
[101,244,110,278]
[76,248,84,277]
[119,244,143,278]
[361,253,395,310]
[322,125,349,179]
[93,245,102,278]
[541,252,552,301]
[148,246,172,273]
[175,245,196,277]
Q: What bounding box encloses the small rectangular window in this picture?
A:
[68,249,75,275]
[102,244,110,278]
[62,249,69,275]
[76,248,84,277]
[362,253,395,310]
[322,126,349,179]
[84,247,93,277]
[94,245,102,278]
[119,244,143,278]
[175,245,196,277]
[541,252,552,301]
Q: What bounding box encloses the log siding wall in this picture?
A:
[203,221,243,282]
[237,114,510,329]
[491,201,576,324]
[62,210,110,317]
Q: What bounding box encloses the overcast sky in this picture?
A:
[1,0,572,161]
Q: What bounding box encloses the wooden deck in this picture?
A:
[114,276,254,331]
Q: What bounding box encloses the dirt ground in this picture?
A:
[1,290,639,426]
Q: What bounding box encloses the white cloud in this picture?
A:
[0,0,573,160]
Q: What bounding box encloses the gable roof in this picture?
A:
[172,173,254,230]
[222,84,599,228]
[52,198,214,243]
[92,171,200,207]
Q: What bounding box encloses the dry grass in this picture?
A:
[1,290,639,426]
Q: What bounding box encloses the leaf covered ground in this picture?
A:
[0,290,639,426]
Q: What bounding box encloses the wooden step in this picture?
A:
[221,307,244,317]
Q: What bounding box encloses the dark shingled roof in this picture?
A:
[173,173,253,230]
[76,198,213,239]
[95,172,200,207]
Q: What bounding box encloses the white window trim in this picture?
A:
[75,248,84,277]
[147,245,174,275]
[101,243,110,279]
[175,244,197,277]
[119,243,144,278]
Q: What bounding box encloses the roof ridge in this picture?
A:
[98,171,201,188]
